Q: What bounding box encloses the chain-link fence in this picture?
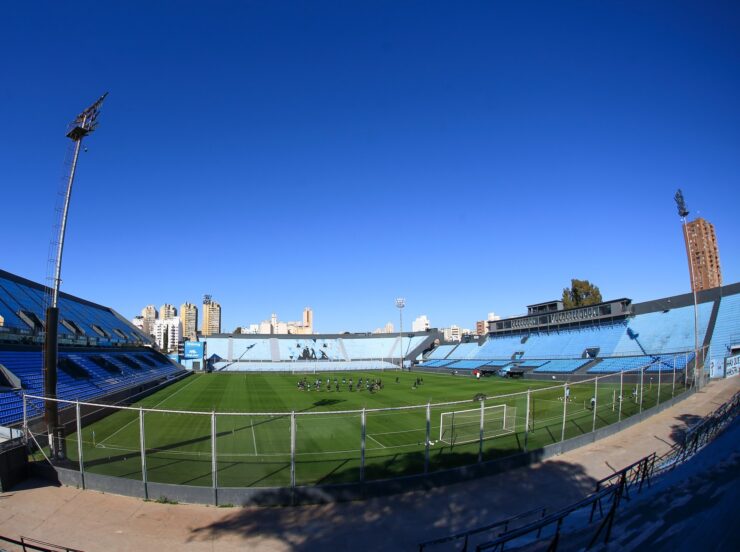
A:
[21,350,702,493]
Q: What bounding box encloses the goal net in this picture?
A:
[439,404,516,445]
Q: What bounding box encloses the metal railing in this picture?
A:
[0,534,83,552]
[465,390,740,551]
[418,506,547,551]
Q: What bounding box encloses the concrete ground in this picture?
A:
[1,378,738,552]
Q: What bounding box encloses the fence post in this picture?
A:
[618,370,623,422]
[22,393,27,442]
[211,411,217,505]
[290,411,296,490]
[672,355,677,397]
[657,357,662,406]
[561,384,568,442]
[425,402,430,473]
[524,389,531,452]
[139,407,148,500]
[75,401,85,489]
[592,377,598,433]
[685,351,689,390]
[639,367,644,414]
[478,399,485,463]
[360,408,366,483]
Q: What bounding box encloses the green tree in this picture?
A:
[562,279,603,309]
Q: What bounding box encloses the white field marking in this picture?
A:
[371,426,428,437]
[97,375,202,447]
[80,438,423,458]
[250,416,259,455]
[366,434,386,448]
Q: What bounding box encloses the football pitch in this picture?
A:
[60,370,685,488]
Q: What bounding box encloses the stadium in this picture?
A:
[1,260,740,549]
[3,3,740,551]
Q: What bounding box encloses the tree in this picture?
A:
[562,279,603,309]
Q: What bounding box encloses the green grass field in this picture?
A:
[60,369,687,488]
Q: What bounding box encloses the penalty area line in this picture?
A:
[96,374,200,448]
[366,434,386,449]
[250,416,259,455]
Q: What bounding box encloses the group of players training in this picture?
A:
[296,376,385,393]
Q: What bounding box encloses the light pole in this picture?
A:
[675,189,701,389]
[395,297,405,370]
[44,93,107,458]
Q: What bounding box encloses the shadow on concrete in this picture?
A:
[186,454,597,551]
[668,413,704,445]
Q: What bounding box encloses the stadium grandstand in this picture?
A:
[418,283,740,380]
[198,333,436,372]
[0,269,185,429]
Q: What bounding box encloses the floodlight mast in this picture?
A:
[395,298,406,370]
[44,93,107,458]
[675,189,701,389]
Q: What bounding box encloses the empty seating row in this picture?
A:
[0,348,184,426]
[214,360,398,372]
[0,269,149,345]
[425,344,458,360]
[586,356,656,374]
[533,359,592,373]
[708,294,740,363]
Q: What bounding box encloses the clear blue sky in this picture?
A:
[2,1,738,333]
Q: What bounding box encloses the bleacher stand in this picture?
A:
[0,269,184,428]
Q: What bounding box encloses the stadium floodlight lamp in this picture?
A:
[395,297,406,310]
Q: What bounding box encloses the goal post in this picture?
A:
[439,404,516,445]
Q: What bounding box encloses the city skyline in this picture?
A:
[2,2,738,334]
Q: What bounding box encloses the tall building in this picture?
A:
[684,217,722,291]
[253,308,314,335]
[141,305,158,335]
[180,302,198,341]
[301,307,313,334]
[202,295,221,336]
[160,304,177,320]
[412,315,430,332]
[477,313,500,335]
[442,325,461,342]
[152,317,181,353]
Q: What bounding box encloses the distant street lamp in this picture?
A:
[395,298,406,370]
[675,189,701,388]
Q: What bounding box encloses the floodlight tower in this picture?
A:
[675,189,701,388]
[395,297,406,370]
[44,93,107,458]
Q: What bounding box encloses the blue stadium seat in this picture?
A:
[533,359,591,373]
[0,348,185,426]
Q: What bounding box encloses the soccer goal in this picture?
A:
[439,404,517,445]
